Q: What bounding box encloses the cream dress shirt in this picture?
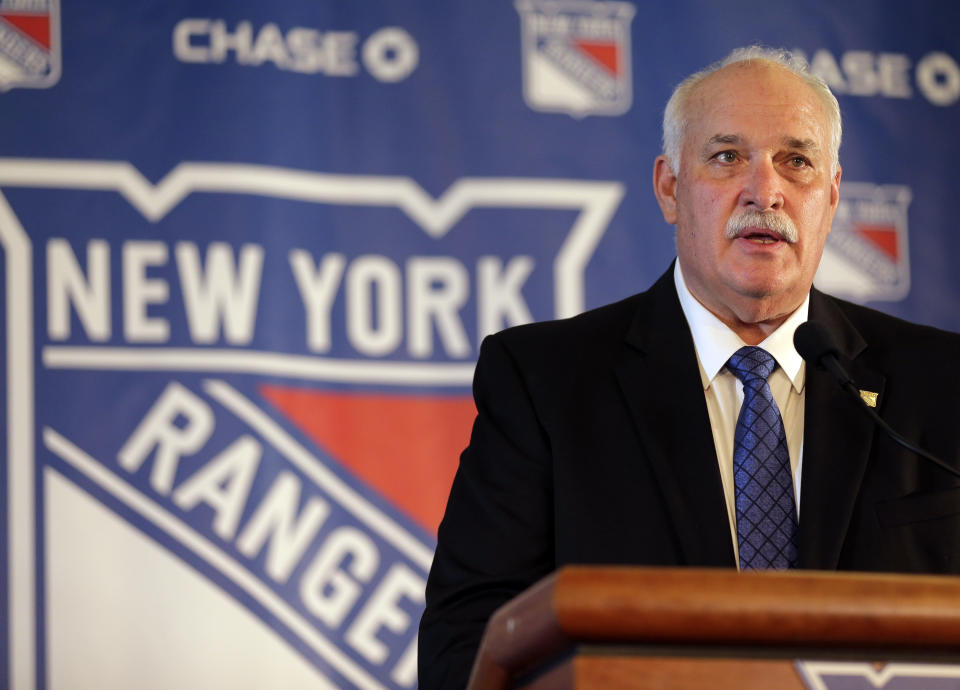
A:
[673,261,807,566]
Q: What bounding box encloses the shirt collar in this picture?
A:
[674,259,808,393]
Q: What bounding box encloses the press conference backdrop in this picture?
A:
[1,1,958,688]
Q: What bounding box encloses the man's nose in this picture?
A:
[740,158,784,211]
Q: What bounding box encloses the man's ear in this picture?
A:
[830,164,842,210]
[653,155,678,225]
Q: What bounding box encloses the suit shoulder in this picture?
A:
[484,292,644,358]
[827,294,960,357]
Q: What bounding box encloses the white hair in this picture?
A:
[662,46,842,176]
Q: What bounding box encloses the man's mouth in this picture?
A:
[736,229,784,244]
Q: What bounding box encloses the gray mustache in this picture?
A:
[725,211,798,243]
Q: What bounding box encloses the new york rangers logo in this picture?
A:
[816,183,912,302]
[515,0,635,118]
[0,0,59,90]
[0,159,623,688]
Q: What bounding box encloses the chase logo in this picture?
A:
[0,0,59,90]
[798,661,960,689]
[515,0,635,118]
[0,159,623,688]
[815,182,912,303]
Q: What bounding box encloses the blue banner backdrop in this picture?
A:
[1,1,958,688]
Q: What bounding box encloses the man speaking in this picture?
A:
[418,46,960,687]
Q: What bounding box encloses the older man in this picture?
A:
[418,46,960,688]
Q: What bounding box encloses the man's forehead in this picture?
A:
[699,58,807,91]
[684,65,830,148]
[691,61,823,113]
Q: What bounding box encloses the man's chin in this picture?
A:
[729,282,808,321]
[729,268,803,300]
[732,279,783,300]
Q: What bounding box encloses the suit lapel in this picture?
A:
[614,269,735,567]
[797,290,885,569]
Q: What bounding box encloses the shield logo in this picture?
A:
[0,158,624,688]
[515,0,635,118]
[816,182,912,302]
[0,0,60,90]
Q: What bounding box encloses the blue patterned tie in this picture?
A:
[727,346,798,569]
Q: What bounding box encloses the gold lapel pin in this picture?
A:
[859,390,879,408]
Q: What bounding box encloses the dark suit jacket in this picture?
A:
[418,267,960,688]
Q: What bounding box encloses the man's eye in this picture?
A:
[789,156,809,168]
[715,151,737,163]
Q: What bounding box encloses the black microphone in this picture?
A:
[793,322,860,398]
[794,321,960,480]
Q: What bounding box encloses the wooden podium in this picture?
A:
[467,567,960,689]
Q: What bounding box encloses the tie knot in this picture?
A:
[727,346,776,385]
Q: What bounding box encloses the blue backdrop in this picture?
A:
[1,1,958,688]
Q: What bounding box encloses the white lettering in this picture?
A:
[808,48,960,105]
[406,257,469,358]
[172,18,212,62]
[249,22,288,67]
[282,27,319,73]
[299,526,379,627]
[236,471,331,583]
[841,51,879,96]
[391,636,418,687]
[285,28,358,75]
[346,255,402,356]
[173,435,262,541]
[117,380,436,675]
[290,250,346,353]
[346,563,424,665]
[175,241,263,345]
[173,19,366,77]
[878,53,912,98]
[65,236,543,355]
[209,20,255,64]
[123,240,170,343]
[477,255,534,339]
[47,238,111,341]
[809,49,847,93]
[118,382,214,495]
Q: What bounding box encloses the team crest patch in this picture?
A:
[798,661,960,689]
[515,0,635,118]
[816,182,912,302]
[0,0,59,90]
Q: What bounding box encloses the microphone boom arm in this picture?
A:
[794,321,960,481]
